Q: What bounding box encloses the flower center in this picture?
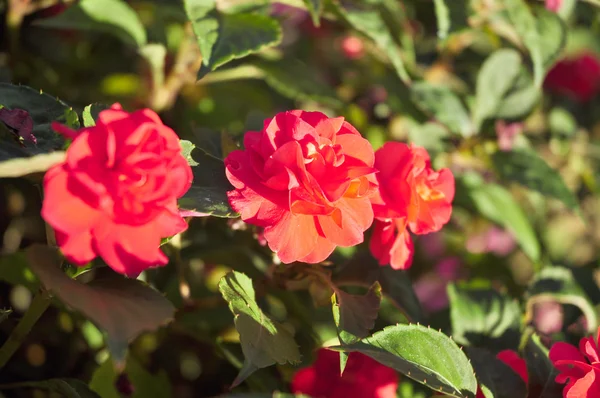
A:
[416,182,445,201]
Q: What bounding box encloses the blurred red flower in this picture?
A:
[475,350,528,398]
[550,327,600,397]
[42,104,192,277]
[340,35,365,60]
[544,53,600,102]
[546,0,563,12]
[225,110,377,263]
[291,349,398,398]
[369,142,454,269]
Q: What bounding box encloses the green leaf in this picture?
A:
[494,69,539,119]
[178,146,237,217]
[302,0,323,26]
[331,324,478,397]
[0,379,100,398]
[332,0,410,83]
[492,149,578,211]
[473,49,522,130]
[35,0,147,47]
[256,60,342,108]
[504,1,567,87]
[333,282,381,342]
[0,251,39,291]
[526,266,598,333]
[448,282,521,349]
[0,83,71,158]
[411,82,472,137]
[82,103,110,128]
[433,0,450,39]
[90,356,172,398]
[185,0,282,79]
[460,176,540,262]
[26,245,176,363]
[218,271,301,387]
[89,359,120,398]
[333,251,424,323]
[466,347,527,398]
[0,151,65,178]
[523,331,563,398]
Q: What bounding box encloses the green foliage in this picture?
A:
[332,324,478,397]
[492,149,578,210]
[466,347,527,398]
[0,83,71,159]
[448,282,521,349]
[411,82,472,137]
[459,174,540,262]
[185,0,282,79]
[26,245,175,363]
[35,0,147,47]
[0,379,100,398]
[332,0,410,83]
[523,331,563,398]
[526,266,598,333]
[218,271,301,387]
[178,143,237,217]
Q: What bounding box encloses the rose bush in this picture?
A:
[42,104,192,276]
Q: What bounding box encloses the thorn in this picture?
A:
[427,325,430,329]
[407,371,411,375]
[417,322,420,326]
[423,379,427,383]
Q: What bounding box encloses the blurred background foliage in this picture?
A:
[1,0,600,397]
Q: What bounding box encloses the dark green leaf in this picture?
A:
[26,245,175,363]
[448,282,521,349]
[218,271,301,387]
[411,82,472,137]
[494,69,539,119]
[303,0,323,26]
[466,347,527,398]
[504,1,566,87]
[0,83,71,158]
[0,251,39,291]
[332,0,410,83]
[473,49,522,130]
[0,379,100,398]
[523,331,563,398]
[89,359,119,398]
[526,266,597,333]
[332,282,381,344]
[460,175,540,261]
[333,251,423,323]
[35,0,147,47]
[332,324,478,397]
[256,60,342,108]
[178,146,237,217]
[185,0,282,79]
[492,150,578,210]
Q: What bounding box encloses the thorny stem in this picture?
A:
[0,290,51,370]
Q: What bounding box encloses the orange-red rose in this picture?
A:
[42,104,192,276]
[225,110,377,263]
[369,142,454,270]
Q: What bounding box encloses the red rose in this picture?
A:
[291,349,398,398]
[225,110,377,263]
[550,327,600,397]
[42,104,192,277]
[544,53,600,102]
[369,142,454,270]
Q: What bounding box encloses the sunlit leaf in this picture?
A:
[35,0,147,47]
[218,271,301,387]
[331,324,478,397]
